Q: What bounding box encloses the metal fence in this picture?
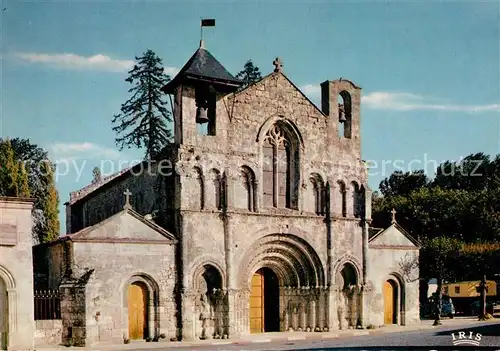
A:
[34,289,61,320]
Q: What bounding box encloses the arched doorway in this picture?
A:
[336,263,360,329]
[193,264,224,339]
[250,268,279,333]
[0,276,7,350]
[383,280,398,324]
[128,282,148,340]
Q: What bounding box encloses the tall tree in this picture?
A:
[0,139,19,196]
[433,153,492,191]
[456,243,500,320]
[112,49,172,159]
[420,236,462,325]
[236,59,262,89]
[39,160,60,242]
[379,169,430,197]
[17,162,30,197]
[3,138,59,243]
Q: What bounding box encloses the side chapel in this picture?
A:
[35,39,420,345]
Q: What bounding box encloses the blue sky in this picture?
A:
[1,1,499,234]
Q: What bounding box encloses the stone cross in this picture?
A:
[273,57,283,72]
[391,208,397,224]
[123,188,132,209]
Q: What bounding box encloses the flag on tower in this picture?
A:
[201,19,215,27]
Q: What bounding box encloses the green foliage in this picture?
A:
[379,170,430,197]
[236,59,262,89]
[17,162,30,197]
[420,236,462,281]
[373,152,500,288]
[455,243,500,280]
[0,138,60,243]
[39,160,60,242]
[112,49,172,159]
[0,140,17,196]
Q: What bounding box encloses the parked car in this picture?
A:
[422,294,455,318]
[470,300,497,315]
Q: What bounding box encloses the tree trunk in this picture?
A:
[479,274,487,320]
[433,277,443,326]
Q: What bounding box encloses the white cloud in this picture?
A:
[50,142,121,162]
[164,66,180,76]
[300,84,500,114]
[15,52,179,75]
[16,52,135,72]
[300,84,322,97]
[362,92,500,113]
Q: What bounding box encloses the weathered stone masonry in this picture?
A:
[61,44,420,342]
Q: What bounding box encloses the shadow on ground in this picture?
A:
[273,347,497,351]
[434,321,500,337]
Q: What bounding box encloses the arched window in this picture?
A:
[262,123,299,209]
[338,181,347,217]
[310,174,325,215]
[241,166,256,211]
[194,167,204,210]
[352,181,361,218]
[338,91,352,139]
[211,169,223,210]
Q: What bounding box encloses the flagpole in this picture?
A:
[200,19,215,48]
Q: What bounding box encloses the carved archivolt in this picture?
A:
[239,233,325,289]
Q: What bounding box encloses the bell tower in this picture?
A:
[162,40,242,145]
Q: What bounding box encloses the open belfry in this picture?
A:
[33,23,420,346]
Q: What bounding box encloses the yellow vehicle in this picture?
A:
[443,280,497,298]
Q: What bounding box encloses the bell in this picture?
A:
[338,103,347,123]
[196,106,209,124]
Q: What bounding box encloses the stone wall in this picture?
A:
[34,320,62,346]
[367,244,420,326]
[0,197,36,351]
[60,285,86,347]
[72,240,177,345]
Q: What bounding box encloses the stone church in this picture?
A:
[34,40,420,346]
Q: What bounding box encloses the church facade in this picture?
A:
[56,42,420,344]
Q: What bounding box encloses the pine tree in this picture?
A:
[40,160,60,242]
[112,49,172,159]
[236,59,262,89]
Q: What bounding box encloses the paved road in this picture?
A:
[133,320,500,351]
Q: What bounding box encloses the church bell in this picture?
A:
[338,103,347,123]
[196,106,209,124]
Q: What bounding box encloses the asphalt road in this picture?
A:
[134,320,500,351]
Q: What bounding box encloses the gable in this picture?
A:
[69,210,176,244]
[233,72,326,117]
[369,224,419,249]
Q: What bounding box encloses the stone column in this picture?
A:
[181,291,196,341]
[360,220,370,328]
[223,172,236,338]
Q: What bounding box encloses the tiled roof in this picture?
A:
[163,47,241,92]
[67,166,132,205]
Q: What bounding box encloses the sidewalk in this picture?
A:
[34,317,492,350]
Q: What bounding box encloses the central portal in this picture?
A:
[249,268,279,333]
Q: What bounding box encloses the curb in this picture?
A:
[35,319,492,350]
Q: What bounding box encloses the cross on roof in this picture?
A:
[391,208,397,224]
[123,188,132,210]
[273,57,283,72]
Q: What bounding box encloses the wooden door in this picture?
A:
[383,280,394,324]
[250,272,264,333]
[128,282,147,340]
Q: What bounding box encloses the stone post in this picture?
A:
[59,284,86,347]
